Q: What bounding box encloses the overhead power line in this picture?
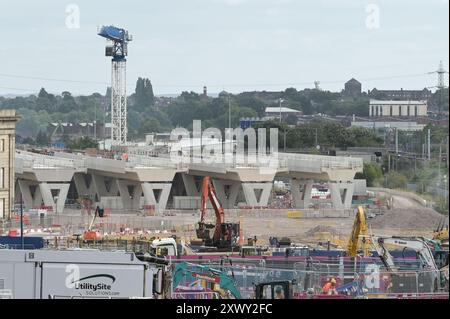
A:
[0,71,436,91]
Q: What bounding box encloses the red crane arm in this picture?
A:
[200,177,225,225]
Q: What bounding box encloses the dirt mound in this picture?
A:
[305,225,338,236]
[369,208,447,230]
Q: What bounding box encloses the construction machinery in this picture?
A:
[433,217,449,248]
[196,177,240,250]
[254,281,294,299]
[97,25,132,146]
[347,206,370,257]
[172,261,242,299]
[370,235,445,292]
[83,206,104,241]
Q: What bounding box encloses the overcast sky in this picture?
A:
[0,0,448,96]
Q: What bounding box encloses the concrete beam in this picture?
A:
[322,168,361,182]
[230,168,277,182]
[38,182,70,214]
[242,182,273,207]
[291,179,313,209]
[212,179,241,209]
[329,181,354,209]
[117,180,142,211]
[33,169,75,182]
[17,180,42,210]
[133,168,177,182]
[141,183,172,211]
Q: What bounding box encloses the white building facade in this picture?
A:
[369,100,427,117]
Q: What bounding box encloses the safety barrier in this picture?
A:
[171,261,448,299]
[172,291,221,299]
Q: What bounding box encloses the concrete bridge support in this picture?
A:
[38,182,70,214]
[329,181,354,209]
[73,173,97,200]
[291,179,313,209]
[17,180,42,210]
[242,182,273,207]
[212,179,241,209]
[141,183,172,211]
[92,174,119,199]
[181,174,200,196]
[117,180,142,211]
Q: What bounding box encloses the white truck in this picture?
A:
[0,249,168,299]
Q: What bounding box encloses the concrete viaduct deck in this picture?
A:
[14,150,362,213]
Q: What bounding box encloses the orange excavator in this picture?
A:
[83,206,104,241]
[196,177,241,250]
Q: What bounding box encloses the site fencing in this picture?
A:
[172,262,448,299]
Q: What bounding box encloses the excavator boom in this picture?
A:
[347,206,370,257]
[197,177,240,249]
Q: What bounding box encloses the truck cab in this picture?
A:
[151,238,178,257]
[255,281,293,299]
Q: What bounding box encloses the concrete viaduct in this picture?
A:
[14,150,363,214]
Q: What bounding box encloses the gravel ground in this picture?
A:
[368,208,445,229]
[36,191,448,245]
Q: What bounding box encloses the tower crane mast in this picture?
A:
[98,25,132,146]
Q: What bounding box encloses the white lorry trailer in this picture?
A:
[0,249,167,299]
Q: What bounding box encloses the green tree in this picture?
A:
[139,117,161,134]
[355,162,383,187]
[285,114,298,125]
[386,171,408,189]
[134,77,155,111]
[36,131,49,146]
[67,137,98,150]
[60,91,77,113]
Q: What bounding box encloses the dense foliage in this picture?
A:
[0,81,374,141]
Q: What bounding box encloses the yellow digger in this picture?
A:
[346,206,370,257]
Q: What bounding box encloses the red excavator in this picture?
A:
[196,177,241,250]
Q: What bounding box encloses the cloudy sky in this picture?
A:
[0,0,448,95]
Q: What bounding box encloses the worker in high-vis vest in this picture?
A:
[322,277,338,295]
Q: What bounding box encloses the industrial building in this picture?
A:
[368,88,432,101]
[369,100,428,118]
[0,110,18,220]
[264,107,301,120]
[351,121,426,132]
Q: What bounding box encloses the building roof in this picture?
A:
[345,78,361,85]
[265,107,301,114]
[369,100,427,105]
[370,88,431,93]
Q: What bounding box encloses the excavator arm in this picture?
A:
[347,206,370,257]
[172,262,242,299]
[373,236,438,271]
[198,177,234,246]
[368,235,444,292]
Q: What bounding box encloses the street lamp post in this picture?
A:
[278,98,284,124]
[20,184,24,250]
[228,94,232,156]
[228,94,231,130]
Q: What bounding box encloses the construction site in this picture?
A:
[0,22,449,301]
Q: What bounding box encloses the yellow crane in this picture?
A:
[347,206,370,257]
